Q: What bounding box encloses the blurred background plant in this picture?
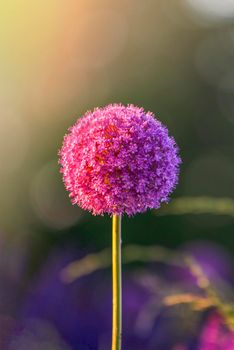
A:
[0,0,233,349]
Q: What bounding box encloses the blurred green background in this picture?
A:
[0,1,234,348]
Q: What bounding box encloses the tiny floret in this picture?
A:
[59,104,181,215]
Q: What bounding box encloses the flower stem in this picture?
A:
[112,214,122,350]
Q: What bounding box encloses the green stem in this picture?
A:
[112,214,122,350]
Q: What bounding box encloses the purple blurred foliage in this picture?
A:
[166,240,233,287]
[7,318,72,350]
[184,241,233,283]
[0,240,232,349]
[0,315,22,349]
[19,247,150,349]
[18,247,196,350]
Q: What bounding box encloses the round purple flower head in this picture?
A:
[59,104,181,216]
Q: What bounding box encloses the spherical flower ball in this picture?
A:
[59,104,181,216]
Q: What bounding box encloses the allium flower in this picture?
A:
[59,104,181,216]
